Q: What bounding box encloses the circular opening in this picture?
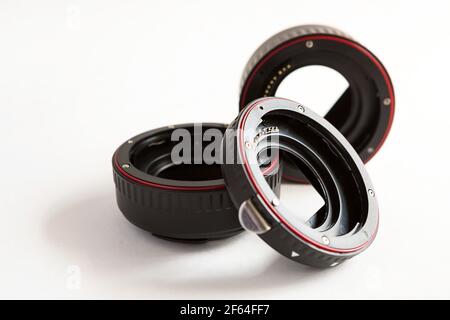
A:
[280,180,325,226]
[130,125,224,181]
[275,65,349,116]
[257,109,369,237]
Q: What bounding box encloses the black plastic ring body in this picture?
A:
[239,25,395,182]
[222,98,378,268]
[113,123,281,242]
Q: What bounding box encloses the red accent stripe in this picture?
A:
[260,155,279,175]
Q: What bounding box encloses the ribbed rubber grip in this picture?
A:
[113,161,281,242]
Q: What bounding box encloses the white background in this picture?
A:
[1,0,449,299]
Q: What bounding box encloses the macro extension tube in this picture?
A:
[113,123,281,242]
[222,98,378,268]
[239,24,395,182]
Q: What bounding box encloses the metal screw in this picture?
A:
[383,98,391,106]
[306,41,314,48]
[297,105,305,113]
[367,147,374,154]
[245,141,252,149]
[272,197,280,207]
[127,140,133,144]
[322,236,330,245]
[121,163,130,169]
[368,189,375,197]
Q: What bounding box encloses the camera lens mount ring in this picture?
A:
[113,123,281,242]
[222,98,379,268]
[239,24,395,182]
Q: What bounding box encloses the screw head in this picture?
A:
[121,163,130,169]
[306,40,314,48]
[383,98,391,106]
[368,189,375,197]
[245,141,252,149]
[272,197,280,206]
[367,147,374,154]
[297,105,305,113]
[322,236,330,245]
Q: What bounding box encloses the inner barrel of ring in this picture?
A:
[130,124,225,182]
[241,39,386,156]
[255,109,369,237]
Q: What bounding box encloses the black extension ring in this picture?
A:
[239,25,395,182]
[222,98,378,268]
[113,123,281,242]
